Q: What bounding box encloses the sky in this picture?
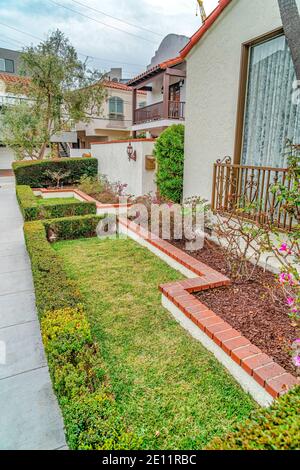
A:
[0,0,219,78]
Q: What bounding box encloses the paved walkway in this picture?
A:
[0,176,66,450]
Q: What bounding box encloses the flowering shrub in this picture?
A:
[263,143,300,370]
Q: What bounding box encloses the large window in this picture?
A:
[108,97,124,119]
[0,58,15,73]
[242,34,300,168]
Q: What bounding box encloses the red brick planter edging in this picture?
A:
[33,188,131,211]
[118,218,298,400]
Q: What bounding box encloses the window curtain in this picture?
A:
[242,35,300,168]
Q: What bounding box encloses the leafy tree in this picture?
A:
[278,0,300,79]
[2,30,106,160]
[154,124,185,203]
[1,101,47,160]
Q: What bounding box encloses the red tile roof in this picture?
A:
[180,0,233,58]
[0,73,30,85]
[103,80,146,94]
[126,56,184,87]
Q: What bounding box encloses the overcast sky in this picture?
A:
[0,0,219,77]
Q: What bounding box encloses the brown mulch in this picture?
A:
[171,239,298,376]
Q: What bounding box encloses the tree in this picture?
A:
[278,0,300,79]
[2,30,106,160]
[1,101,47,160]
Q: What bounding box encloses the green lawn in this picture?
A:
[54,237,256,450]
[35,196,80,205]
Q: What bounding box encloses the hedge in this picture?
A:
[154,124,184,203]
[23,221,80,316]
[16,185,96,221]
[207,386,300,450]
[44,214,104,241]
[13,157,98,187]
[24,219,140,449]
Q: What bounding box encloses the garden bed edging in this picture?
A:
[118,218,299,407]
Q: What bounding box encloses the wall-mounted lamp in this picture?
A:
[127,142,137,162]
[179,79,185,88]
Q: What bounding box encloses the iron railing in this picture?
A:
[212,158,295,230]
[134,101,185,125]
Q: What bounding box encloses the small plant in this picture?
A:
[44,169,71,188]
[78,175,104,196]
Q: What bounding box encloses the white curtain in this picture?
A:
[242,35,300,168]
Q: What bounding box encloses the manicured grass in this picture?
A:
[54,237,256,450]
[35,196,80,205]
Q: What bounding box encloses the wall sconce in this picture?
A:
[179,79,185,88]
[127,142,137,162]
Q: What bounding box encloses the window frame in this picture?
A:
[233,27,284,164]
[108,96,124,119]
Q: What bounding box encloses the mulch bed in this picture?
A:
[171,239,298,376]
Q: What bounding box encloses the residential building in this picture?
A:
[75,79,147,148]
[0,48,21,76]
[127,34,189,137]
[181,0,300,229]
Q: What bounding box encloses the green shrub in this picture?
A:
[23,221,80,316]
[154,124,184,203]
[207,386,300,450]
[16,185,96,221]
[44,214,103,241]
[13,157,98,187]
[24,222,140,449]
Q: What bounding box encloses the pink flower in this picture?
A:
[293,355,300,367]
[279,243,288,252]
[287,297,295,307]
[294,339,300,345]
[279,243,293,255]
[279,272,294,285]
[292,307,298,314]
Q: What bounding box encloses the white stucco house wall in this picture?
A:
[181,0,300,203]
[91,139,156,197]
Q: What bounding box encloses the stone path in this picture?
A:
[0,176,66,450]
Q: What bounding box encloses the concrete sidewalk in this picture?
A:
[0,177,66,450]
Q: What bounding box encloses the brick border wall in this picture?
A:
[33,188,131,210]
[118,218,298,400]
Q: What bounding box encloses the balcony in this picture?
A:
[134,101,185,125]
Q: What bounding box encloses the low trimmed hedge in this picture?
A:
[13,157,98,187]
[24,221,80,316]
[207,386,300,450]
[24,219,140,449]
[44,214,103,241]
[16,185,96,221]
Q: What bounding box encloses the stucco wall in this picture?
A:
[91,140,156,197]
[76,86,146,138]
[183,0,284,201]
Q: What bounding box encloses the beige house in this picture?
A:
[182,0,300,229]
[75,81,147,148]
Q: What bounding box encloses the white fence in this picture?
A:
[91,139,156,197]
